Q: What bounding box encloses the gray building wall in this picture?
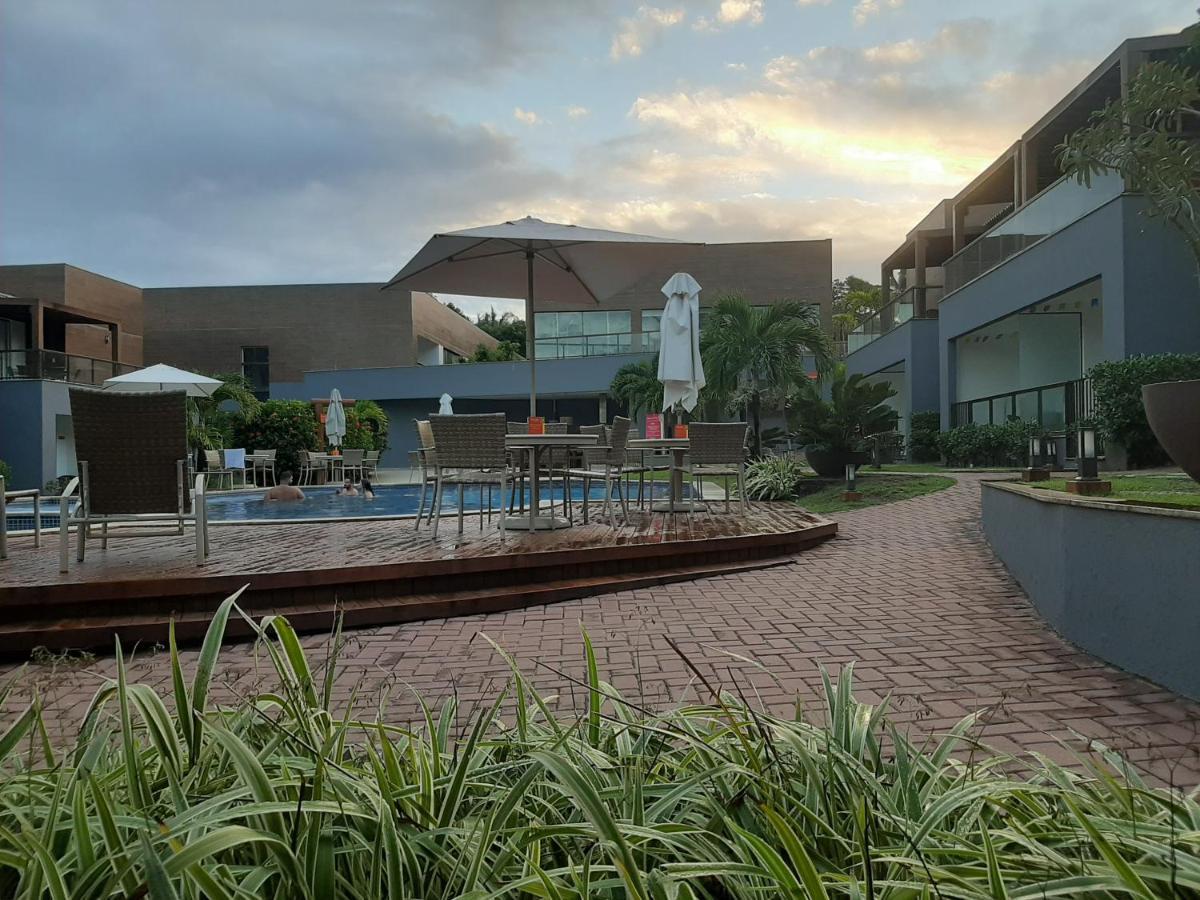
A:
[843,318,940,438]
[0,380,71,490]
[982,482,1200,701]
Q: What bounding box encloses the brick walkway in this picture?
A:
[5,473,1198,786]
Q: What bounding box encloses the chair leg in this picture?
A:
[582,475,590,524]
[616,478,630,525]
[431,475,444,540]
[602,468,614,523]
[415,475,428,530]
[738,467,749,515]
[76,519,86,563]
[101,521,109,550]
[33,493,41,548]
[457,483,465,535]
[499,471,508,541]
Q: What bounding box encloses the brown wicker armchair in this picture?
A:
[428,413,515,539]
[59,388,209,572]
[562,417,633,525]
[685,422,751,515]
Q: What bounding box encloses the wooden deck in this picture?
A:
[0,504,835,656]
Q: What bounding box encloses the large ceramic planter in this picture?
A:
[804,446,870,479]
[1142,379,1200,483]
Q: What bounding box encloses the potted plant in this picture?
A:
[788,363,899,478]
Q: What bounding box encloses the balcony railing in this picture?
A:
[943,171,1124,294]
[950,377,1095,435]
[0,349,138,386]
[846,286,940,354]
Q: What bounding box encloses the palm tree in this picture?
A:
[700,295,833,456]
[609,359,663,419]
[187,373,261,451]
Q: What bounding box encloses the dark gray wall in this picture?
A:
[844,317,941,436]
[1121,208,1200,356]
[982,482,1200,701]
[0,380,71,490]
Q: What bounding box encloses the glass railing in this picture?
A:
[0,349,138,386]
[533,331,637,360]
[950,378,1094,435]
[944,171,1124,293]
[845,286,939,354]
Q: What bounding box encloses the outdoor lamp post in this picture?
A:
[843,462,862,502]
[1067,425,1111,496]
[1022,434,1050,482]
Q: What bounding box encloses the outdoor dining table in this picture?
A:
[627,437,707,513]
[313,453,343,483]
[503,433,598,531]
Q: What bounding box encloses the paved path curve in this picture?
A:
[6,474,1199,785]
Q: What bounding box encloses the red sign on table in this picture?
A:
[527,417,545,435]
[673,424,689,439]
[644,414,663,440]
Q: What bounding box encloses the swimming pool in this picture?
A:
[204,481,684,523]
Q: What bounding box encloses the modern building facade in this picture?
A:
[844,25,1200,461]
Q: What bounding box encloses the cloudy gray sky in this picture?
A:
[1,0,1193,316]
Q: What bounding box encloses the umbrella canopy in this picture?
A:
[325,389,347,447]
[439,393,454,415]
[384,216,701,415]
[657,273,706,413]
[103,363,223,398]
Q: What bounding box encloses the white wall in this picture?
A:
[1016,314,1081,390]
[416,336,444,366]
[956,328,1018,399]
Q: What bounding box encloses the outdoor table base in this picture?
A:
[501,434,598,531]
[630,439,707,514]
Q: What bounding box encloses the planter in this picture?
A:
[1142,379,1200,483]
[804,446,870,479]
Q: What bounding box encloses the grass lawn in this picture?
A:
[796,473,955,514]
[878,463,1020,473]
[1030,474,1200,509]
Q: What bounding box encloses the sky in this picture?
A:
[1,0,1193,318]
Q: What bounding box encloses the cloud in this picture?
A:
[566,105,591,119]
[610,6,685,59]
[853,0,903,26]
[718,0,764,25]
[513,107,542,125]
[862,39,924,64]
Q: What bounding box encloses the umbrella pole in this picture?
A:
[526,250,536,419]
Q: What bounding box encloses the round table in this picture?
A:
[627,437,707,513]
[503,433,598,530]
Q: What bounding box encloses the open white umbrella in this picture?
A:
[384,216,701,416]
[657,273,706,413]
[325,389,347,448]
[439,393,454,415]
[103,363,223,398]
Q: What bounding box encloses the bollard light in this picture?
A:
[845,463,857,492]
[1028,435,1043,469]
[1077,426,1099,481]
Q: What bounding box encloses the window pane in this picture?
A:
[534,312,557,338]
[617,334,632,353]
[1041,386,1066,432]
[534,340,558,359]
[641,310,661,332]
[971,400,990,424]
[241,346,268,364]
[608,310,631,333]
[1015,390,1039,423]
[558,312,582,336]
[582,310,608,335]
[642,332,660,352]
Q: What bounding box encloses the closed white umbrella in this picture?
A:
[325,389,347,447]
[657,273,706,413]
[385,216,701,416]
[103,363,223,398]
[439,393,454,415]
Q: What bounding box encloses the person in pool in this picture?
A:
[337,478,358,496]
[360,478,375,500]
[264,471,305,502]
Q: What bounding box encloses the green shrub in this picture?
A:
[0,592,1195,898]
[788,362,898,454]
[937,419,1038,467]
[342,400,390,452]
[233,400,319,478]
[1089,353,1200,467]
[743,455,807,500]
[908,410,942,462]
[0,459,11,486]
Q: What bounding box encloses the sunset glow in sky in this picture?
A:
[1,0,1193,315]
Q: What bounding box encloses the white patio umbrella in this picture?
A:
[103,363,223,398]
[439,393,454,415]
[325,388,347,448]
[657,273,706,413]
[384,216,701,416]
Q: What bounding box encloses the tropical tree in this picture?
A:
[474,308,527,356]
[186,373,260,451]
[831,276,882,340]
[788,362,898,455]
[700,295,833,456]
[609,358,663,419]
[1058,34,1200,275]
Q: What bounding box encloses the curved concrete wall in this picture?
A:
[981,482,1200,701]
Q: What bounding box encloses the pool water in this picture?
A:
[204,481,685,522]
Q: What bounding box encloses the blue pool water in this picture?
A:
[204,481,684,522]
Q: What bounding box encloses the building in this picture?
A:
[0,238,832,486]
[843,25,1200,463]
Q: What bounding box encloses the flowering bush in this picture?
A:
[233,400,319,478]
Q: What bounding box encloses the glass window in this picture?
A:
[1015,390,1039,423]
[641,310,662,334]
[558,312,582,337]
[534,312,557,338]
[970,399,990,425]
[241,346,269,401]
[582,311,609,335]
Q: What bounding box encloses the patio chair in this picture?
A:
[252,448,277,486]
[428,413,515,540]
[412,419,438,530]
[59,388,208,573]
[363,450,381,482]
[685,422,751,515]
[298,450,317,486]
[563,416,633,525]
[341,448,365,482]
[204,450,235,490]
[1,476,41,560]
[222,448,251,489]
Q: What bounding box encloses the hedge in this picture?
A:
[937,419,1038,467]
[1088,353,1200,468]
[908,410,942,462]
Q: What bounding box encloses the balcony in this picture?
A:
[846,287,940,354]
[0,349,138,386]
[944,171,1124,294]
[950,377,1095,435]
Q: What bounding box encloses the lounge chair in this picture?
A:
[0,476,41,560]
[59,388,209,572]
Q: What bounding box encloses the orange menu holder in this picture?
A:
[527,417,545,435]
[673,424,689,439]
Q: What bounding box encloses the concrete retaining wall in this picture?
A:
[981,481,1200,700]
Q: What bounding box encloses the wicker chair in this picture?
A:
[203,450,235,490]
[412,419,438,529]
[563,417,633,525]
[298,450,318,486]
[685,422,751,515]
[427,413,515,539]
[252,449,277,486]
[59,388,208,572]
[363,450,380,482]
[340,448,365,482]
